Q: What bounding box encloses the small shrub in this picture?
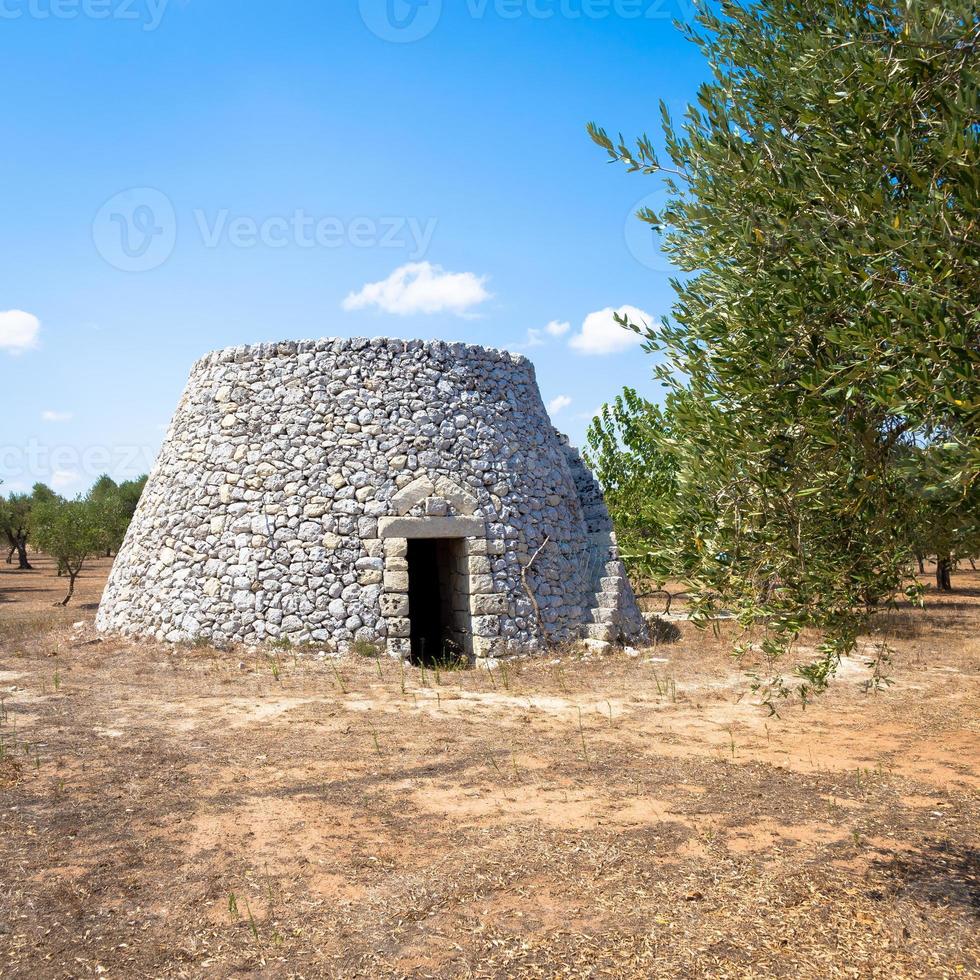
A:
[352,639,382,659]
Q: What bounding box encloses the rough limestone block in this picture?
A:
[363,539,384,558]
[471,616,500,637]
[383,570,409,592]
[383,537,408,558]
[471,593,508,616]
[380,593,409,618]
[472,637,508,659]
[434,475,479,515]
[391,475,435,516]
[378,516,485,539]
[424,497,449,516]
[387,637,412,659]
[468,573,495,594]
[387,617,411,638]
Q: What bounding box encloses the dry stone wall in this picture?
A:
[96,338,647,660]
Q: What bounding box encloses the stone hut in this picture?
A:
[96,339,648,663]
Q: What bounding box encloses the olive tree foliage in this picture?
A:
[584,388,679,585]
[1,493,35,569]
[588,0,979,705]
[1,476,147,603]
[85,474,148,556]
[31,498,103,606]
[904,442,980,591]
[0,484,57,569]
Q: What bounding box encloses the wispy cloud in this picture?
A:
[547,394,572,415]
[0,310,40,355]
[569,305,650,355]
[514,318,572,350]
[41,410,73,423]
[514,328,545,349]
[342,261,490,317]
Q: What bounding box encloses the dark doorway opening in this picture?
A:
[407,538,468,666]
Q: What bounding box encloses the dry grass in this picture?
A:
[0,556,977,978]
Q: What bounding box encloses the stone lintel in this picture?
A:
[378,516,485,539]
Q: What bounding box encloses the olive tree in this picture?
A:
[589,0,979,705]
[585,388,679,586]
[0,494,35,569]
[31,498,103,606]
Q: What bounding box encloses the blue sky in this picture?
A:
[0,0,706,495]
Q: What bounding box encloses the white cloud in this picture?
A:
[50,469,80,491]
[569,305,651,355]
[514,328,545,349]
[547,395,572,415]
[342,261,490,317]
[0,310,40,354]
[41,410,72,423]
[514,319,572,350]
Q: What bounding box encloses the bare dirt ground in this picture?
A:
[1,555,977,978]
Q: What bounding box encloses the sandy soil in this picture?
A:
[0,555,977,978]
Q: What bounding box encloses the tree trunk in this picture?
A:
[15,538,32,570]
[936,555,953,592]
[916,554,925,574]
[5,544,14,564]
[105,547,112,558]
[60,571,78,607]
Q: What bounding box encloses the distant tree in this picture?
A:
[31,498,102,606]
[88,474,123,556]
[589,0,979,704]
[0,494,36,569]
[116,475,147,527]
[86,473,147,556]
[904,441,980,592]
[31,482,59,505]
[585,388,679,585]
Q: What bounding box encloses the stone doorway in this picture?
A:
[406,538,468,666]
